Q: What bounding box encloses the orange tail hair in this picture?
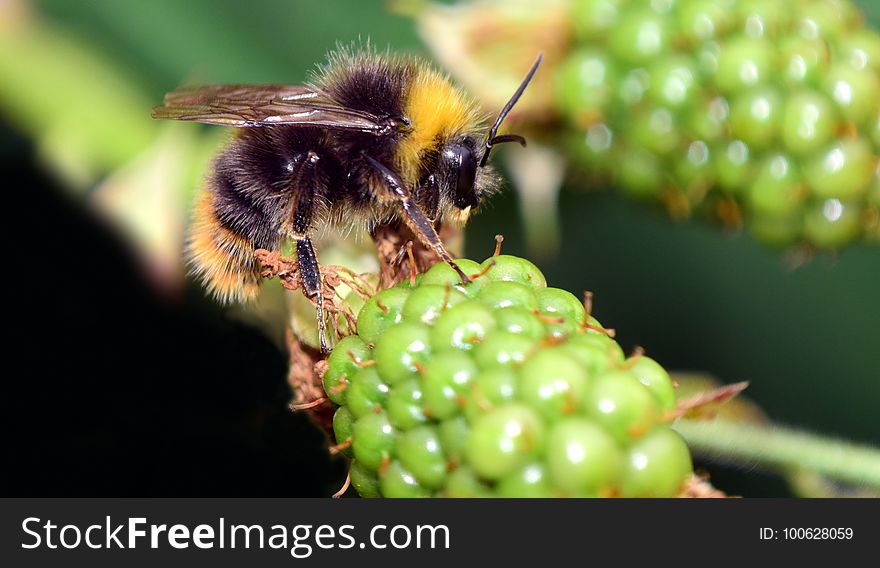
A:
[187,189,262,303]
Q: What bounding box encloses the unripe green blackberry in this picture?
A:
[325,255,692,497]
[557,0,880,249]
[415,0,880,250]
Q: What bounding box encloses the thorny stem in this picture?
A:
[673,419,880,489]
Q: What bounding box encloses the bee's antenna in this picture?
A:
[479,53,543,167]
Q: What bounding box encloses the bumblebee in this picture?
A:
[153,49,541,351]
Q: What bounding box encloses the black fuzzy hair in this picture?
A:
[313,46,417,121]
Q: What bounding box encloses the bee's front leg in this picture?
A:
[364,155,470,284]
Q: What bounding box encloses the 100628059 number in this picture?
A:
[783,528,854,540]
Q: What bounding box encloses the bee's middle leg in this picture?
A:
[295,237,327,354]
[289,151,328,353]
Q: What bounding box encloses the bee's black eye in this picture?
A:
[442,142,478,209]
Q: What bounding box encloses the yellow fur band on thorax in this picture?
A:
[394,65,480,185]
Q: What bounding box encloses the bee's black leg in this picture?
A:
[364,155,469,283]
[399,199,467,280]
[296,237,327,354]
[290,151,328,353]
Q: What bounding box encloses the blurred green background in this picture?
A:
[2,0,878,496]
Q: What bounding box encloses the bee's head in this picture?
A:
[441,54,543,213]
[439,136,480,210]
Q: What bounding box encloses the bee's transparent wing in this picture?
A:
[152,84,396,133]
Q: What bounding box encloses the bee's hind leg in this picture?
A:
[295,237,328,354]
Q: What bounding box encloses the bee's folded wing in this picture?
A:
[152,83,396,133]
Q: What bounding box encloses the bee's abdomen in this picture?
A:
[187,130,303,303]
[211,167,283,250]
[187,188,267,303]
